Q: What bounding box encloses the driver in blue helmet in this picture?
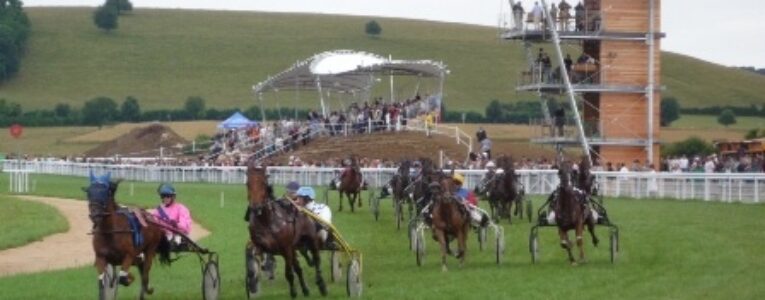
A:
[295,186,337,250]
[151,183,193,250]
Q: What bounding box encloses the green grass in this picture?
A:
[671,115,765,131]
[0,7,763,113]
[0,193,68,250]
[0,174,764,299]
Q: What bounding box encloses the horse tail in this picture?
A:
[156,235,173,266]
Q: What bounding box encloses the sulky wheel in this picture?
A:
[346,258,363,298]
[529,229,539,264]
[495,231,505,265]
[323,189,330,205]
[610,229,619,264]
[408,222,417,251]
[478,227,487,251]
[98,264,118,300]
[330,251,342,283]
[245,249,261,299]
[415,232,425,266]
[202,260,220,300]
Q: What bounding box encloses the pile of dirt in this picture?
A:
[84,124,189,157]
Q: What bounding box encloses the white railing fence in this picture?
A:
[2,160,762,203]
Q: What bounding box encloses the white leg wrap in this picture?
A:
[119,270,128,277]
[98,273,104,281]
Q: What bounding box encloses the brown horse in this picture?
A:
[338,156,363,212]
[553,161,598,265]
[86,173,172,300]
[245,165,327,298]
[429,171,470,272]
[488,156,522,223]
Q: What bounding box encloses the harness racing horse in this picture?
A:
[86,172,172,300]
[487,156,522,223]
[390,160,413,225]
[553,161,599,265]
[429,171,470,272]
[246,165,327,298]
[338,156,363,212]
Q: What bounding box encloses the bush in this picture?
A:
[93,5,118,32]
[365,20,381,36]
[660,97,680,126]
[717,109,736,127]
[663,136,716,158]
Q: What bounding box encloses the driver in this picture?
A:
[152,183,192,250]
[453,173,489,227]
[295,186,336,249]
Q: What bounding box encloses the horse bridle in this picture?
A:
[87,182,113,222]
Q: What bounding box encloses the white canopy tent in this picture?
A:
[252,49,449,120]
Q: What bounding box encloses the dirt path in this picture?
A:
[0,196,210,278]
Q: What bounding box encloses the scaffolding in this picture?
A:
[502,0,663,165]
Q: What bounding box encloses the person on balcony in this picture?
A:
[559,0,572,31]
[549,3,558,31]
[574,1,585,31]
[512,1,525,30]
[554,107,565,137]
[531,1,543,30]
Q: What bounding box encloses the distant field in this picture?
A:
[0,126,99,156]
[0,7,762,113]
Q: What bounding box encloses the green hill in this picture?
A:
[0,7,763,112]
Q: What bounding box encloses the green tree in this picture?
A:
[120,96,141,122]
[184,96,206,120]
[54,103,71,119]
[106,0,133,14]
[93,5,118,32]
[660,97,680,126]
[664,136,716,157]
[365,20,382,36]
[717,109,736,127]
[0,0,30,82]
[485,99,504,123]
[82,96,118,127]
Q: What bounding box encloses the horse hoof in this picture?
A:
[441,265,448,272]
[302,288,310,297]
[570,261,578,267]
[146,287,154,295]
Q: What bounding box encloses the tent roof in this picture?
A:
[252,49,448,94]
[218,112,258,129]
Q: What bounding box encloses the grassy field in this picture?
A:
[0,194,68,250]
[0,7,762,112]
[670,115,765,131]
[0,174,763,299]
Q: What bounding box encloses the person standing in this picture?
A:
[476,126,487,142]
[480,137,493,160]
[549,3,559,31]
[574,1,585,31]
[559,0,572,31]
[512,1,525,30]
[531,1,543,30]
[554,107,566,137]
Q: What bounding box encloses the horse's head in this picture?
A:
[84,171,117,224]
[558,161,573,189]
[246,164,273,216]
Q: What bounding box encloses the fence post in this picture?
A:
[455,127,459,144]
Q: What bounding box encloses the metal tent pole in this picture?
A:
[541,0,592,166]
[316,76,327,118]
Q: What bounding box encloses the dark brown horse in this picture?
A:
[390,160,413,225]
[86,173,172,300]
[338,156,363,212]
[245,165,327,298]
[488,156,522,223]
[429,171,470,272]
[553,161,598,265]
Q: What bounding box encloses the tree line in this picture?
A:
[0,97,313,127]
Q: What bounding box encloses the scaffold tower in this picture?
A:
[502,0,664,166]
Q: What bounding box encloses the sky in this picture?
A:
[22,0,765,68]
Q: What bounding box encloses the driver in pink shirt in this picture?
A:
[152,183,192,248]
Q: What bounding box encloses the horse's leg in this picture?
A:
[95,255,107,280]
[435,229,449,272]
[292,254,310,297]
[118,252,136,286]
[283,250,298,298]
[349,192,356,213]
[357,189,362,207]
[138,248,156,300]
[338,191,344,212]
[457,225,467,268]
[558,228,575,265]
[587,216,599,247]
[576,222,586,263]
[310,236,327,296]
